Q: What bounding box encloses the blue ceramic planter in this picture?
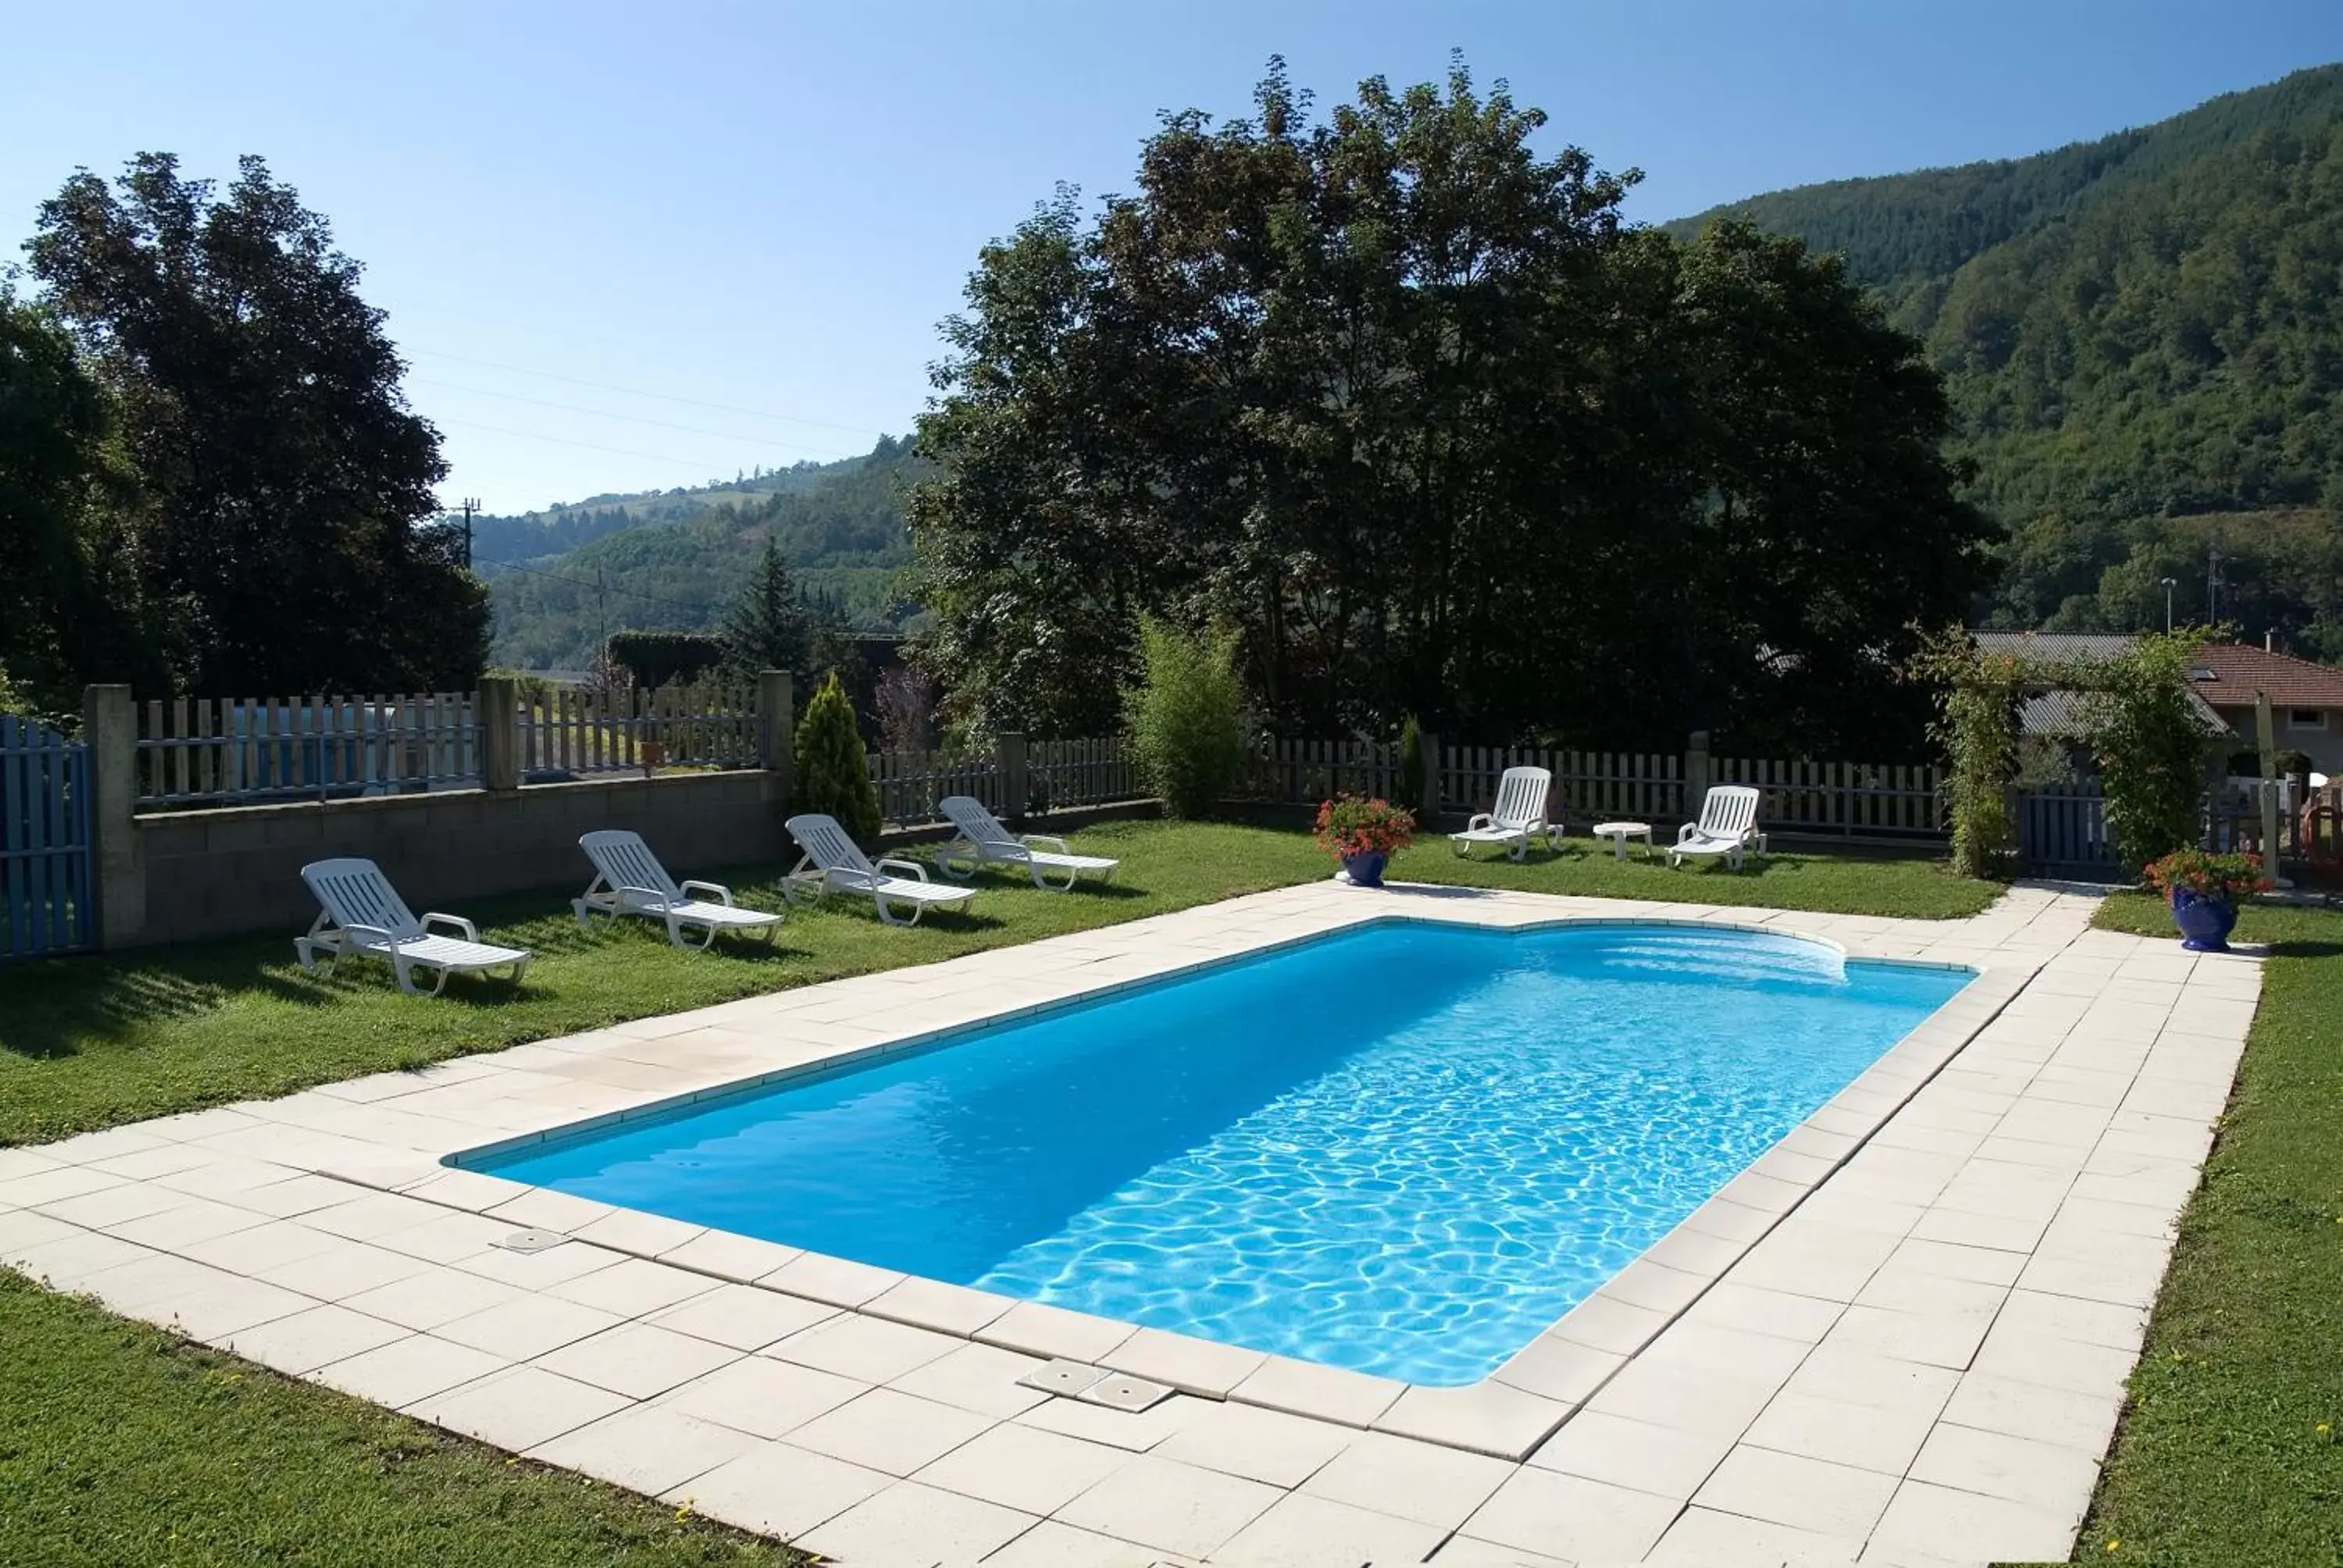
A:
[1340,850,1389,888]
[2170,888,2237,953]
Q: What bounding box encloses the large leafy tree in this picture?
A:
[27,154,486,696]
[911,59,1999,754]
[0,284,164,707]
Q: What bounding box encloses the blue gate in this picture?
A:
[1,715,95,960]
[2019,786,2120,878]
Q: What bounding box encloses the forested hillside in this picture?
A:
[480,437,922,668]
[1671,64,2343,654]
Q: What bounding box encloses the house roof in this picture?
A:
[2016,687,2231,740]
[2188,644,2343,708]
[1973,631,2135,663]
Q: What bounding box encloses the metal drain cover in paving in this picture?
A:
[1015,1358,1107,1396]
[492,1228,568,1253]
[1079,1374,1173,1412]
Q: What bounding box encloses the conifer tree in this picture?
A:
[722,536,809,675]
[793,669,881,841]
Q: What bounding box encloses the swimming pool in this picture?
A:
[472,921,1970,1384]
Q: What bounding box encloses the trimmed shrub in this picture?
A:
[1397,715,1431,815]
[1122,617,1249,818]
[605,629,727,689]
[793,669,882,842]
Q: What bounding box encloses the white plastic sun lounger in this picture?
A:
[573,829,784,949]
[1669,784,1763,870]
[783,813,977,926]
[1450,765,1560,861]
[935,795,1119,891]
[294,858,531,996]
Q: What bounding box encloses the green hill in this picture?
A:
[478,437,924,669]
[1669,64,2343,654]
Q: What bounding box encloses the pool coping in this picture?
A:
[3,877,2264,1565]
[356,893,2027,1463]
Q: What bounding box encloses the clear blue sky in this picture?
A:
[6,1,2338,515]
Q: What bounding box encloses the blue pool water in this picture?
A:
[473,921,1968,1384]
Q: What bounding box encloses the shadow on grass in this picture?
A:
[0,958,251,1062]
[2264,939,2343,961]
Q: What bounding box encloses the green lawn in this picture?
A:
[0,1270,801,1568]
[2074,893,2343,1566]
[0,818,1995,1567]
[0,818,1994,1147]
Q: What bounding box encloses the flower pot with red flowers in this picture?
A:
[1314,794,1416,889]
[2142,850,2270,953]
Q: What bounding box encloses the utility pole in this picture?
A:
[2159,577,2177,635]
[458,497,480,568]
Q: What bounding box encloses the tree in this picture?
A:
[910,60,1995,754]
[720,536,810,675]
[0,285,166,707]
[793,670,881,841]
[27,153,487,696]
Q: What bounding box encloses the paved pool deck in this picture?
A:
[0,879,2261,1567]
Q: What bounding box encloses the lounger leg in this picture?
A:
[295,938,316,973]
[573,899,592,928]
[508,957,531,985]
[875,893,919,927]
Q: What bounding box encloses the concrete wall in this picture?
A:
[134,772,789,948]
[2208,702,2343,776]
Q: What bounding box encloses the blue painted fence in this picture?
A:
[1,715,95,960]
[2019,786,2119,877]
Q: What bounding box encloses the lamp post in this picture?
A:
[2159,577,2177,634]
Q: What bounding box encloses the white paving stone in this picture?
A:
[4,879,2259,1565]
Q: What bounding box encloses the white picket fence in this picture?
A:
[134,682,763,806]
[865,736,1144,829]
[517,682,761,777]
[867,747,1007,828]
[135,693,482,807]
[1250,736,1945,840]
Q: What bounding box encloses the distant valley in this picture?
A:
[483,64,2343,671]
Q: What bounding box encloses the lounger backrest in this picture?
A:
[301,858,423,940]
[1491,767,1553,829]
[580,830,682,900]
[786,814,878,876]
[939,795,1017,849]
[1698,785,1760,838]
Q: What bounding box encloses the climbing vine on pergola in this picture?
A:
[1905,627,2216,879]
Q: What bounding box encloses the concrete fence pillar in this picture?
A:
[997,732,1030,821]
[1685,729,1712,811]
[82,684,144,950]
[758,670,795,805]
[1420,730,1441,814]
[479,676,520,793]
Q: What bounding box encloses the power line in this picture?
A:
[412,376,858,458]
[430,415,777,475]
[407,347,888,437]
[473,554,719,620]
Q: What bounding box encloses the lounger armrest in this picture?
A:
[1465,813,1496,832]
[422,912,480,942]
[1674,823,1701,846]
[679,879,733,906]
[1020,835,1072,853]
[875,857,931,882]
